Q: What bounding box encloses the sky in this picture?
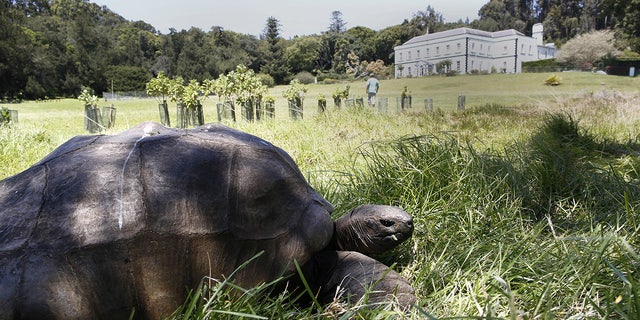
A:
[91,0,487,38]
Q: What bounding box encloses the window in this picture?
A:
[408,51,412,60]
[457,43,461,51]
[426,48,430,57]
[417,49,421,58]
[399,52,403,61]
[436,46,440,55]
[446,44,450,52]
[456,60,461,71]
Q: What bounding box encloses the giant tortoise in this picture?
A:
[0,122,415,319]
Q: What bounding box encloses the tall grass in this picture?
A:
[311,109,639,318]
[169,98,640,319]
[2,73,640,318]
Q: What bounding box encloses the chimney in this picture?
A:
[532,23,543,46]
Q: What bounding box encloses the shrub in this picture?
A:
[256,73,275,88]
[316,71,348,82]
[282,79,308,102]
[523,58,560,73]
[556,30,619,70]
[105,65,151,92]
[544,74,561,86]
[293,71,315,84]
[332,85,349,100]
[1,107,11,124]
[321,78,340,84]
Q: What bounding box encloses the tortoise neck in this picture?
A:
[330,217,365,252]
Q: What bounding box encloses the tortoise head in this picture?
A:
[332,205,413,255]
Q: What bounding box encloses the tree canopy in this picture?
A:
[1,0,638,100]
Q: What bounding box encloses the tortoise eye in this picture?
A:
[380,219,395,227]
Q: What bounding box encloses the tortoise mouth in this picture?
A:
[377,231,410,244]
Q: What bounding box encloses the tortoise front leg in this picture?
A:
[299,250,416,309]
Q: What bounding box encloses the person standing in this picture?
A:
[366,74,380,107]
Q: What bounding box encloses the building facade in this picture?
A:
[394,23,556,77]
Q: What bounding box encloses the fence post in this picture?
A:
[84,105,103,133]
[288,98,303,120]
[318,99,327,113]
[217,101,235,122]
[0,108,18,125]
[424,98,433,112]
[265,101,275,119]
[378,97,388,114]
[242,100,254,122]
[158,102,170,127]
[344,98,355,108]
[102,105,117,129]
[402,96,412,109]
[457,95,466,111]
[176,103,187,128]
[333,97,342,109]
[255,99,264,121]
[195,103,204,126]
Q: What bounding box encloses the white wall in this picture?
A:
[394,25,555,77]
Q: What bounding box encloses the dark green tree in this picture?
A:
[328,10,347,33]
[260,16,289,84]
[174,27,210,81]
[284,36,321,74]
[209,27,259,77]
[0,0,31,99]
[345,26,377,62]
[104,65,151,92]
[599,0,640,51]
[332,37,351,74]
[477,0,529,33]
[410,5,445,35]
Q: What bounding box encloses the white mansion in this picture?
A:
[394,23,556,77]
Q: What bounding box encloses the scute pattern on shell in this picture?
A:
[0,122,335,319]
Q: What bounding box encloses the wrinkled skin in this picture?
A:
[331,205,414,255]
[0,122,415,319]
[302,204,415,306]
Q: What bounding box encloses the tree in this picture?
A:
[104,65,150,92]
[145,72,172,104]
[410,5,445,34]
[208,27,257,77]
[556,30,619,70]
[1,1,36,99]
[284,36,321,73]
[374,25,413,65]
[332,37,351,74]
[260,16,289,84]
[208,64,266,121]
[599,0,640,52]
[174,27,210,81]
[478,0,529,34]
[345,26,377,62]
[328,11,346,33]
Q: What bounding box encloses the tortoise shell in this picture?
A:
[0,122,334,319]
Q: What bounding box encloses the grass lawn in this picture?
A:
[2,72,640,318]
[3,72,639,178]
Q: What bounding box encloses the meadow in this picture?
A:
[2,72,640,319]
